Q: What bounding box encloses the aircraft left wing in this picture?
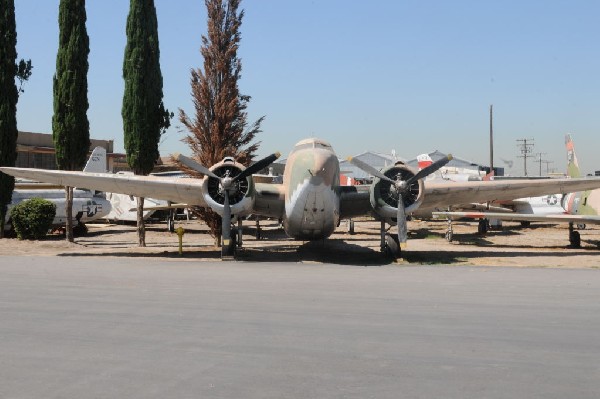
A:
[0,167,207,206]
[432,210,600,225]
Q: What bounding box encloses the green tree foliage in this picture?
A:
[52,0,90,171]
[122,0,171,175]
[10,198,56,240]
[122,0,171,246]
[179,0,264,242]
[52,0,90,243]
[0,0,32,238]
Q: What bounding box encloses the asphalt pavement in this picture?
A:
[1,256,599,398]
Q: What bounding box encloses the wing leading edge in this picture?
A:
[0,167,206,206]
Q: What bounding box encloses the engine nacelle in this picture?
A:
[201,157,255,217]
[370,161,425,222]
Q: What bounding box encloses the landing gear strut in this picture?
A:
[167,209,175,233]
[347,219,355,235]
[255,218,261,239]
[445,217,454,242]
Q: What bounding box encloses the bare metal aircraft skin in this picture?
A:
[4,137,600,257]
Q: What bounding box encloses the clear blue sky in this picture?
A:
[13,0,600,175]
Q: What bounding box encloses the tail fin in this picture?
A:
[83,147,107,173]
[416,154,433,170]
[565,134,581,178]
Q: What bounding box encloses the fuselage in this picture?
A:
[563,189,600,216]
[282,138,340,240]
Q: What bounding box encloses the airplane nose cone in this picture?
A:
[309,152,338,185]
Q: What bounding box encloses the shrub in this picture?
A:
[9,198,56,240]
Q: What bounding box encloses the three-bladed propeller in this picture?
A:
[174,152,281,257]
[349,154,453,249]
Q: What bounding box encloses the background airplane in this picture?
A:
[4,137,600,258]
[432,134,600,247]
[4,147,111,234]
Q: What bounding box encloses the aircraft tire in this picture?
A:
[348,220,355,235]
[167,217,175,233]
[569,230,581,248]
[221,229,237,259]
[385,233,401,259]
[478,219,488,234]
[73,223,88,237]
[520,221,531,227]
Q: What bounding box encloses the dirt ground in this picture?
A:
[1,217,600,268]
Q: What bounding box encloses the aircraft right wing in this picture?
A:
[419,178,600,211]
[0,167,207,206]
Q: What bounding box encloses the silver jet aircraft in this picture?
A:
[4,137,600,258]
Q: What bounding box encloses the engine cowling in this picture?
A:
[200,157,255,217]
[370,161,425,221]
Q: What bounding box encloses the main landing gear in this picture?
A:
[477,219,489,235]
[443,218,488,243]
[221,219,244,260]
[569,222,581,248]
[380,221,401,259]
[445,217,454,242]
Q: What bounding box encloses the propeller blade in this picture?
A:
[397,193,408,249]
[221,189,232,252]
[406,154,453,185]
[233,152,281,182]
[173,153,220,179]
[347,157,396,184]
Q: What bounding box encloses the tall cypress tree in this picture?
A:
[180,0,264,244]
[0,0,31,238]
[52,0,90,242]
[0,0,19,238]
[122,0,171,247]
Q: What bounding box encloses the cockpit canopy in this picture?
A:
[292,138,334,151]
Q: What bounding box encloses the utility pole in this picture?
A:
[489,105,494,176]
[516,138,535,176]
[542,160,554,174]
[535,152,546,176]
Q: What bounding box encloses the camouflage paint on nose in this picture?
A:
[309,153,339,186]
[287,149,339,195]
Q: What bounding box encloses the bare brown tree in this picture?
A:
[179,0,263,244]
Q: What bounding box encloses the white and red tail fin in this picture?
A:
[83,147,107,173]
[416,154,433,170]
[565,134,581,178]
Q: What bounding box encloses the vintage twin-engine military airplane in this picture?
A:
[4,137,600,258]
